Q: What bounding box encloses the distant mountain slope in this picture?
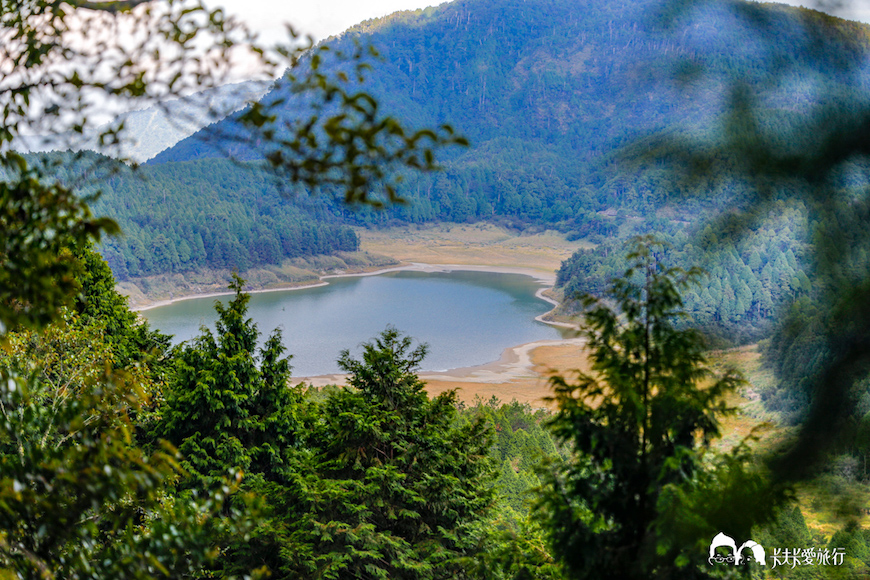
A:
[17,81,269,162]
[50,0,870,343]
[90,159,358,280]
[154,0,679,165]
[34,152,359,282]
[150,0,870,230]
[76,0,870,316]
[107,81,270,162]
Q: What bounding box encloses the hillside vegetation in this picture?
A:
[8,0,870,575]
[94,0,869,344]
[153,0,870,231]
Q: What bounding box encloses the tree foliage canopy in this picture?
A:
[158,273,301,490]
[0,0,470,577]
[289,328,494,579]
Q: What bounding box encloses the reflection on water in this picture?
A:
[141,270,567,376]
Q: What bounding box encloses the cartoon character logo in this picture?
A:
[709,532,766,566]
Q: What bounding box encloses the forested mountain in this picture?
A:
[35,0,869,344]
[151,0,870,229]
[36,153,359,281]
[116,0,870,343]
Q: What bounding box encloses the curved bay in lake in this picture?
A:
[141,270,567,377]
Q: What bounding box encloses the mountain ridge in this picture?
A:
[149,0,870,231]
[17,80,269,163]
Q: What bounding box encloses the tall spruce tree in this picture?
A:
[156,275,311,578]
[291,328,494,579]
[158,274,301,488]
[538,237,744,579]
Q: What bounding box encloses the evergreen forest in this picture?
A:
[6,0,870,578]
[29,154,360,280]
[74,0,870,344]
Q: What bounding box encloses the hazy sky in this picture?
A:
[216,0,438,45]
[214,0,870,44]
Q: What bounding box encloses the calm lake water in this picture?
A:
[140,270,565,376]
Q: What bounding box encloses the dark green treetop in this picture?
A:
[291,327,494,579]
[158,274,301,488]
[72,243,171,371]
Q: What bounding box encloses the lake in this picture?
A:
[140,269,566,376]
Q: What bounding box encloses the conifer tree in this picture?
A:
[158,274,301,488]
[156,276,309,578]
[292,328,494,579]
[538,237,744,579]
[72,244,171,371]
[0,261,246,579]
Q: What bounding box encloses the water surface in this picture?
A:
[141,270,564,376]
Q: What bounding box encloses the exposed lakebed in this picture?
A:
[141,269,567,377]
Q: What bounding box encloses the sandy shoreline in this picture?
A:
[295,336,584,385]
